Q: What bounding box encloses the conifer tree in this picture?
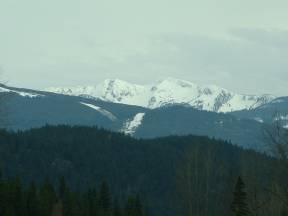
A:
[99,181,112,215]
[0,172,4,216]
[51,202,63,216]
[0,174,147,216]
[113,198,122,216]
[231,176,251,216]
[38,178,57,216]
[135,195,144,216]
[62,188,71,216]
[26,181,38,216]
[125,196,141,216]
[88,189,99,216]
[58,176,67,200]
[63,190,81,216]
[12,177,24,216]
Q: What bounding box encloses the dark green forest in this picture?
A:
[0,125,287,215]
[0,175,145,216]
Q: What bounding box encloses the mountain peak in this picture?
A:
[157,77,195,87]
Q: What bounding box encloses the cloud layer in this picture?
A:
[1,0,288,95]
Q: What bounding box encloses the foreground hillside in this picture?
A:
[0,125,285,216]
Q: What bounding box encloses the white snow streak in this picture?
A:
[122,113,145,135]
[0,87,43,98]
[80,102,117,121]
[254,117,264,123]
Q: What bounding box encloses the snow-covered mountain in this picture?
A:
[1,84,287,150]
[45,78,275,112]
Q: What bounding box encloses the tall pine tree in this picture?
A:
[125,196,144,216]
[26,181,39,216]
[99,181,112,215]
[38,178,57,216]
[231,176,251,216]
[113,198,122,216]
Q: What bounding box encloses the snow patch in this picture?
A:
[0,87,10,93]
[254,117,264,123]
[16,92,42,98]
[215,120,224,125]
[273,114,288,129]
[122,113,145,135]
[0,87,43,98]
[271,99,284,104]
[80,102,117,121]
[274,115,288,121]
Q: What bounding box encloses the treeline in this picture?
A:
[0,125,285,216]
[0,175,146,216]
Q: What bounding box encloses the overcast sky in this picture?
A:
[1,0,288,95]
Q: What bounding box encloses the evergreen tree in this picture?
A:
[0,173,4,216]
[0,173,146,216]
[113,198,122,216]
[11,177,24,216]
[81,192,90,216]
[135,196,144,216]
[51,202,63,216]
[63,190,81,216]
[58,176,67,200]
[231,176,251,216]
[38,178,57,216]
[99,181,112,215]
[3,205,15,216]
[26,181,38,216]
[87,189,99,216]
[124,195,144,216]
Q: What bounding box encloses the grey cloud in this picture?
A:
[230,28,288,48]
[3,28,288,96]
[111,32,288,96]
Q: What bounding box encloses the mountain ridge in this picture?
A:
[45,78,275,112]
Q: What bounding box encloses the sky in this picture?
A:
[1,0,288,96]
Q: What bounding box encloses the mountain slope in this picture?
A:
[0,84,272,151]
[5,83,266,149]
[231,96,288,126]
[0,85,147,131]
[45,78,275,112]
[133,105,267,151]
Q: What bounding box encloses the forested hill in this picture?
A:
[0,125,282,216]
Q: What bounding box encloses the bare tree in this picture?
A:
[263,112,288,212]
[265,112,288,164]
[0,71,10,128]
[0,83,8,128]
